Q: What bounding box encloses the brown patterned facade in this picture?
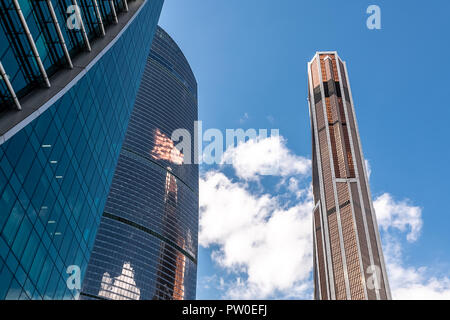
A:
[308,52,391,300]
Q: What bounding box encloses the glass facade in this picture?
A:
[80,26,198,300]
[0,0,137,110]
[0,0,164,299]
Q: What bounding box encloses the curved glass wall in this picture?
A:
[81,26,198,300]
[0,0,164,300]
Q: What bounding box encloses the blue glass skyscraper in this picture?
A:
[80,26,198,300]
[0,0,164,299]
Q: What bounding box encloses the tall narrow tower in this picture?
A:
[308,52,391,300]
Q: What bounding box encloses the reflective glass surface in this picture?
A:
[0,0,132,111]
[81,27,199,300]
[0,0,164,300]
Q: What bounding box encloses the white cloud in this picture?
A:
[199,137,450,300]
[391,276,450,300]
[199,171,274,248]
[393,280,450,300]
[287,177,306,199]
[221,135,311,181]
[374,193,422,242]
[200,143,314,299]
[382,234,450,300]
[374,193,450,299]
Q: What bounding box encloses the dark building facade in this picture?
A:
[308,52,391,300]
[0,0,163,299]
[80,26,198,300]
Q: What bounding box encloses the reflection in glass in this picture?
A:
[80,26,198,300]
[98,262,141,300]
[150,128,184,165]
[153,170,186,300]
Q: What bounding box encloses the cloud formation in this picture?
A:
[199,135,450,299]
[199,170,313,299]
[382,234,450,300]
[374,193,422,242]
[221,135,311,181]
[373,195,450,299]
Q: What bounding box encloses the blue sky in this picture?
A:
[159,0,450,299]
